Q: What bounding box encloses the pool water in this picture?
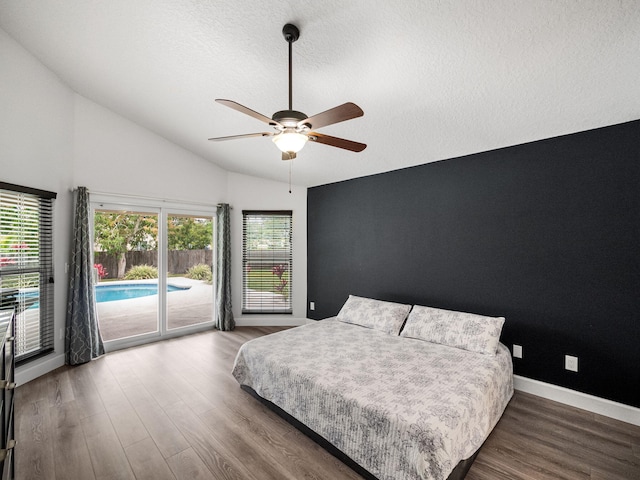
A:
[15,283,191,308]
[96,283,191,303]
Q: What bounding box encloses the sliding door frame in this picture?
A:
[164,207,216,334]
[91,194,217,353]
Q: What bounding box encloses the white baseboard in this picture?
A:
[16,353,65,387]
[514,375,640,427]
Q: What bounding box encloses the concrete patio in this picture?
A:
[96,277,214,341]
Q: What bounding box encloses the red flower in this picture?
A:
[272,264,287,279]
[94,263,108,279]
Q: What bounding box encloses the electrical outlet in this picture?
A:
[513,344,523,359]
[565,355,578,372]
[310,302,315,311]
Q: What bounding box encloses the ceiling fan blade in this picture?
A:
[299,102,364,130]
[308,132,367,152]
[215,99,283,128]
[208,132,273,141]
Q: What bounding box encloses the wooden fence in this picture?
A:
[94,249,213,279]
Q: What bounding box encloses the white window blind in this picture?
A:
[242,211,292,314]
[0,182,56,362]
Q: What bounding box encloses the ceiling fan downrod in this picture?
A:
[282,24,299,111]
[271,24,308,133]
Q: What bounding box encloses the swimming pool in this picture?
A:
[16,282,191,307]
[96,283,191,303]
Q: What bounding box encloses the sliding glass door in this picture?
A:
[93,207,160,342]
[91,198,215,350]
[166,212,214,331]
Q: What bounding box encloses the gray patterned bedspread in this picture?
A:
[232,319,513,480]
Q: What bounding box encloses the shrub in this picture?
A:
[186,263,212,283]
[124,264,158,280]
[94,263,108,279]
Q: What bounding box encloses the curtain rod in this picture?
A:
[70,188,230,209]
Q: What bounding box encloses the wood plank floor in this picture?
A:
[15,327,640,480]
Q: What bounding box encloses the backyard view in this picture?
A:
[0,188,54,361]
[93,210,214,342]
[3,202,293,351]
[242,211,292,313]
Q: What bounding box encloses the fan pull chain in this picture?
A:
[289,159,292,194]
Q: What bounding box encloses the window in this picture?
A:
[242,211,292,314]
[0,182,56,362]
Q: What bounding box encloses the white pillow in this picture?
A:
[400,305,505,355]
[336,295,412,335]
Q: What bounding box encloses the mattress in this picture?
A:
[232,318,513,480]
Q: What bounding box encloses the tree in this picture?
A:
[167,216,212,250]
[93,212,157,278]
[0,194,40,277]
[244,215,291,250]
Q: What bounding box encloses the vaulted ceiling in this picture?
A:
[1,1,639,187]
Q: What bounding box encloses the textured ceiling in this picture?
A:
[1,0,639,187]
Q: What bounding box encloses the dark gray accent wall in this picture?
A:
[307,119,640,408]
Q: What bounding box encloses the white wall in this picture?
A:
[1,27,75,379]
[2,26,308,385]
[227,172,307,325]
[73,97,228,203]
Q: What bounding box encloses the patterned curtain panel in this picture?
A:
[215,203,235,331]
[66,187,104,364]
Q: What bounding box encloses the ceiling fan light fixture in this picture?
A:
[272,129,308,154]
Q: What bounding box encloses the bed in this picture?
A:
[232,296,514,480]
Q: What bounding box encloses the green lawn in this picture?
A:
[247,269,290,295]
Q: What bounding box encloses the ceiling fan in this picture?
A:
[208,24,366,160]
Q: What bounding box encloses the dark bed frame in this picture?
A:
[241,385,480,480]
